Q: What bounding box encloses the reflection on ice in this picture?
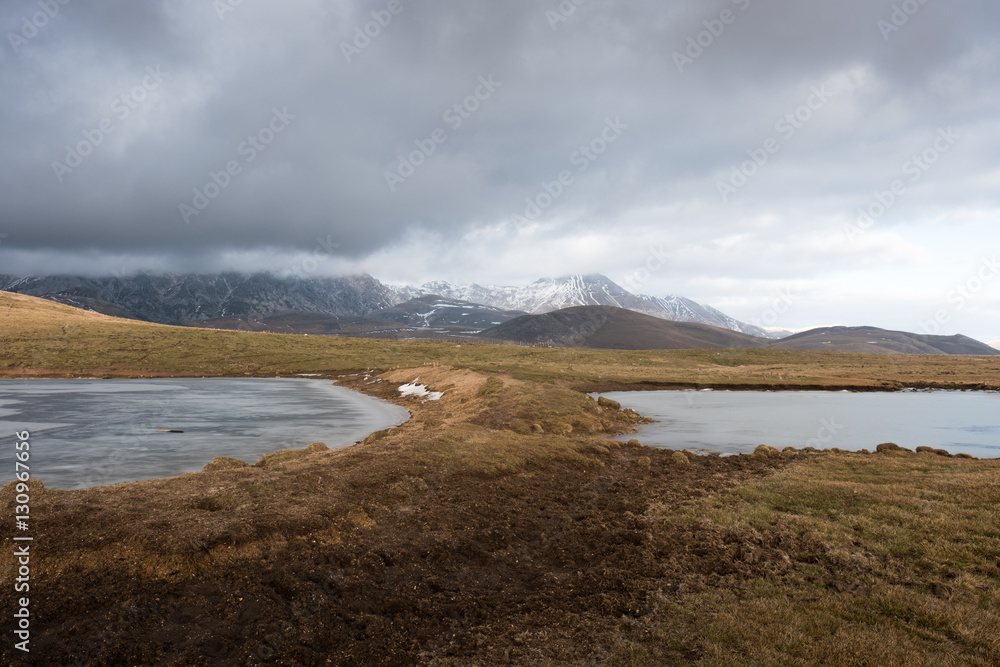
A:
[0,378,409,490]
[597,390,1000,459]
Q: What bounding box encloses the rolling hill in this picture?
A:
[478,306,766,350]
[770,326,1000,356]
[479,310,1000,355]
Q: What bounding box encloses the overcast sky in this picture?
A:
[1,0,998,341]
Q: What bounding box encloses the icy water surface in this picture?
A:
[598,390,1000,459]
[1,378,410,489]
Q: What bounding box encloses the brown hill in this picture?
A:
[770,326,1000,356]
[478,306,766,350]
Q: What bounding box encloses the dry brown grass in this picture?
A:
[3,291,999,389]
[624,452,1000,665]
[3,292,1000,664]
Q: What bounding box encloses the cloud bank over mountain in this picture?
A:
[1,0,998,340]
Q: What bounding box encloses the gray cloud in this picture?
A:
[1,0,998,338]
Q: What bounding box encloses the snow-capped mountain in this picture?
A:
[397,274,642,313]
[990,341,1000,351]
[394,274,783,339]
[1,270,785,339]
[635,294,775,337]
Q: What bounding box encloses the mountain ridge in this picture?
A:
[1,271,782,339]
[365,295,527,330]
[394,273,782,339]
[0,272,402,325]
[2,272,993,354]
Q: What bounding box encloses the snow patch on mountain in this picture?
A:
[394,274,786,339]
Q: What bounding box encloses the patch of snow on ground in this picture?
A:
[398,379,443,401]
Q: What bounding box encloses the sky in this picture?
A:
[1,0,998,342]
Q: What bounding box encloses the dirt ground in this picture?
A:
[0,367,806,666]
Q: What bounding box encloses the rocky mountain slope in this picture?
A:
[365,296,526,330]
[0,273,401,325]
[395,274,780,338]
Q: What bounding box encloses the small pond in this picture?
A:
[597,390,1000,459]
[1,378,409,489]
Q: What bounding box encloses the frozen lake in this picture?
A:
[598,390,1000,459]
[1,378,410,489]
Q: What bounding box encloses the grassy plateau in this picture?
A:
[1,291,998,666]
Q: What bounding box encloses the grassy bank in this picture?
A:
[626,452,1000,665]
[2,291,999,665]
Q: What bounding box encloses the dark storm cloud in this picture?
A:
[0,0,998,275]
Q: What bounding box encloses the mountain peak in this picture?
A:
[392,274,778,338]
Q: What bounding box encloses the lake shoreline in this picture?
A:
[2,368,996,489]
[569,378,1000,393]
